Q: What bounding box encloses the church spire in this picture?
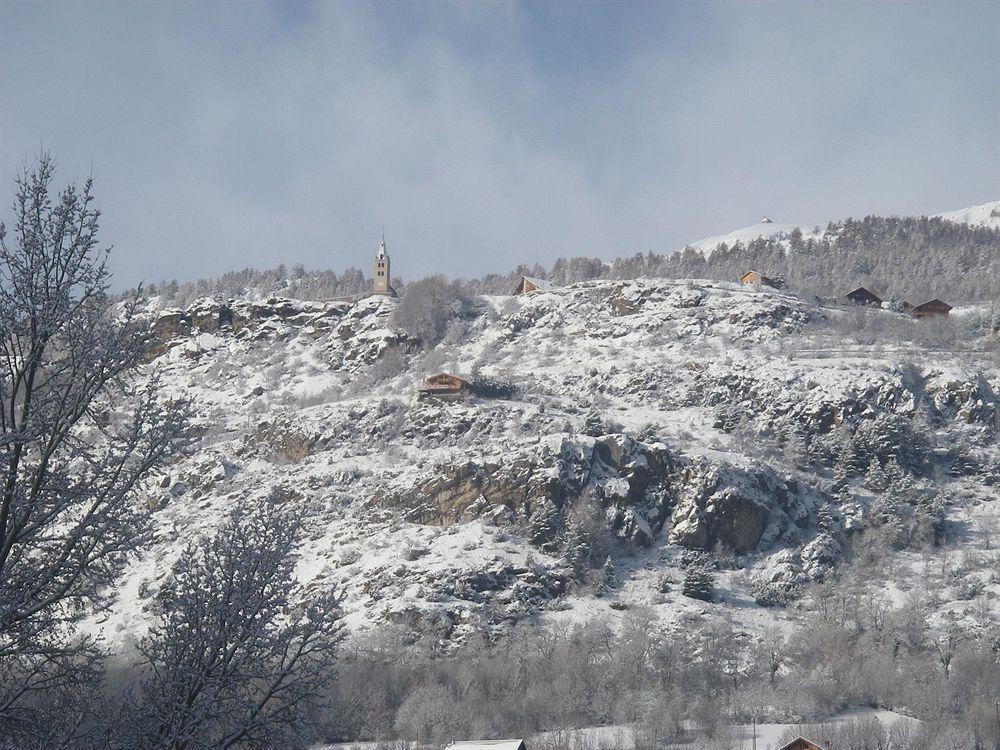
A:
[373,232,394,296]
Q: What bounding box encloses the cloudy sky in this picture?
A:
[1,1,997,289]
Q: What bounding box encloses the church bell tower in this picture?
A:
[373,234,394,296]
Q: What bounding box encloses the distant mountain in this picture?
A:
[683,218,813,257]
[932,199,1000,230]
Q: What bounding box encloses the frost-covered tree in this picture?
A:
[561,519,591,581]
[864,458,889,492]
[596,555,617,595]
[681,554,715,602]
[128,493,342,749]
[0,155,188,744]
[528,498,561,551]
[390,275,474,348]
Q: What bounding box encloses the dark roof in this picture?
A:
[844,286,882,304]
[912,298,952,311]
[777,737,828,750]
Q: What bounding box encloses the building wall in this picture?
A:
[374,258,390,294]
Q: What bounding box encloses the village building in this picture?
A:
[843,286,882,307]
[777,736,827,750]
[739,270,775,286]
[512,276,553,295]
[911,298,952,317]
[445,740,526,750]
[417,373,470,401]
[372,234,397,297]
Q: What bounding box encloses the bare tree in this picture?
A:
[0,155,187,743]
[129,493,342,750]
[389,275,474,348]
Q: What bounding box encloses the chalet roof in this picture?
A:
[912,298,952,311]
[426,372,467,380]
[740,270,770,280]
[446,741,526,750]
[777,737,828,750]
[844,286,882,303]
[520,276,553,290]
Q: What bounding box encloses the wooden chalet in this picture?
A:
[844,286,882,307]
[739,270,775,286]
[777,737,827,750]
[417,373,470,401]
[911,298,952,317]
[512,276,553,295]
[446,741,526,750]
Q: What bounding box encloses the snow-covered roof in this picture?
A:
[521,276,553,290]
[446,741,525,750]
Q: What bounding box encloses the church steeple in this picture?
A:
[373,233,394,296]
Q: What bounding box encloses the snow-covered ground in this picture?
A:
[933,199,1000,230]
[89,277,998,670]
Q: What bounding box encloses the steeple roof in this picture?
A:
[377,233,388,259]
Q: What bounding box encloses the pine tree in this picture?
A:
[682,555,715,602]
[597,555,617,595]
[864,458,889,492]
[561,520,591,581]
[528,499,561,551]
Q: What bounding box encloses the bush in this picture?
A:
[468,374,517,399]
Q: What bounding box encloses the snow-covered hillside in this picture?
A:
[933,199,1000,230]
[94,278,999,655]
[683,219,812,256]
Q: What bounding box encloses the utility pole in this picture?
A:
[752,717,757,750]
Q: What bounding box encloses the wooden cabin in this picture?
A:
[446,741,526,750]
[417,373,470,401]
[911,298,952,318]
[844,286,882,307]
[777,737,827,750]
[512,276,553,295]
[739,270,775,286]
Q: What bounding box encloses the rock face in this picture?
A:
[95,278,999,646]
[387,432,823,556]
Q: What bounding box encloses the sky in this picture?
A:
[1,0,997,289]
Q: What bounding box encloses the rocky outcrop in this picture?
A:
[386,432,822,555]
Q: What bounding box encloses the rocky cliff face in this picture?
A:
[98,279,999,644]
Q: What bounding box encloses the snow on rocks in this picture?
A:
[93,278,1000,647]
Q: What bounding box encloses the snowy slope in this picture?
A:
[90,279,1000,657]
[932,199,1000,229]
[683,219,818,257]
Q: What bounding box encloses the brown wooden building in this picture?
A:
[844,286,883,307]
[911,298,953,317]
[512,276,553,295]
[417,373,470,401]
[777,737,827,750]
[739,270,775,286]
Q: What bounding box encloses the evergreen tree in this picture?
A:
[561,520,591,581]
[597,555,617,595]
[528,499,562,552]
[682,555,715,602]
[864,458,889,492]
